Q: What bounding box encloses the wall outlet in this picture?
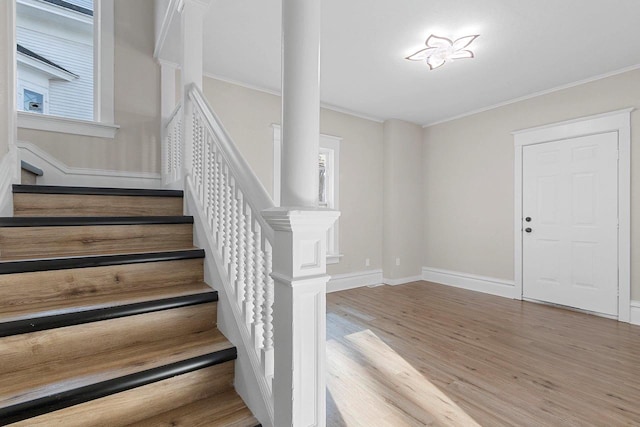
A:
[365,258,370,267]
[395,257,400,266]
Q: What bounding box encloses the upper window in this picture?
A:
[16,0,94,121]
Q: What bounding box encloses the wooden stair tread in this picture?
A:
[126,390,259,427]
[8,363,236,426]
[0,249,205,275]
[0,327,233,408]
[0,282,212,322]
[0,223,195,260]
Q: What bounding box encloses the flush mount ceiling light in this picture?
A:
[406,34,479,70]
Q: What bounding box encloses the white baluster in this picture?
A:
[262,239,274,377]
[222,165,232,268]
[206,139,215,232]
[244,208,256,326]
[229,177,239,293]
[236,190,247,308]
[252,223,265,349]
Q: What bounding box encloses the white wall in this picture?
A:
[202,76,384,276]
[17,0,161,174]
[422,68,640,299]
[383,119,423,281]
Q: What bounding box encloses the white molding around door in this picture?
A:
[513,108,632,322]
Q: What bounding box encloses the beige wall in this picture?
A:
[383,119,423,280]
[422,68,640,299]
[202,77,384,276]
[17,0,161,174]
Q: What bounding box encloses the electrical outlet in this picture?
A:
[395,257,400,266]
[365,258,370,267]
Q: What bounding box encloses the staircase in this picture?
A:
[0,184,259,426]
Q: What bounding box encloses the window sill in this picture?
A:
[327,253,343,264]
[17,111,120,139]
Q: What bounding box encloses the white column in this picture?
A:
[280,0,321,208]
[263,209,339,427]
[180,0,206,179]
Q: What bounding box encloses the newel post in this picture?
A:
[179,0,206,180]
[262,209,339,427]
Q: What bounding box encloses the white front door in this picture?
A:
[522,132,618,316]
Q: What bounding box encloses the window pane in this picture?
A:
[24,89,44,113]
[16,0,94,120]
[319,153,327,204]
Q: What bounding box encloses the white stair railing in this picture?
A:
[169,85,276,410]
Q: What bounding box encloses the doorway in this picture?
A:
[513,109,631,321]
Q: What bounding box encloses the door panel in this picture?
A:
[522,132,618,315]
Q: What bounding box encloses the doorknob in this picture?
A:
[525,227,532,233]
[525,217,532,222]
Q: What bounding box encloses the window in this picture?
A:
[15,0,117,138]
[23,88,46,113]
[16,0,94,120]
[272,125,342,264]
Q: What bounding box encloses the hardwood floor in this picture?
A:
[326,281,640,426]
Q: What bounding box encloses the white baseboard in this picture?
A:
[0,145,19,216]
[421,266,517,299]
[630,301,640,326]
[327,269,383,293]
[17,141,162,189]
[383,275,423,286]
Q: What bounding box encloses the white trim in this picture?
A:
[513,109,632,322]
[94,0,114,123]
[18,111,119,138]
[17,141,161,188]
[153,0,181,60]
[421,266,517,299]
[327,269,383,293]
[383,275,423,286]
[630,301,640,326]
[6,0,17,151]
[204,72,384,123]
[0,145,20,217]
[17,52,78,81]
[423,64,640,127]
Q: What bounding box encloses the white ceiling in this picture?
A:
[203,0,640,126]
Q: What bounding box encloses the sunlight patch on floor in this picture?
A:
[327,329,480,427]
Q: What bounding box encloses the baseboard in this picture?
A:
[327,269,383,293]
[0,145,19,216]
[421,266,517,299]
[17,141,162,189]
[382,275,423,286]
[630,301,640,326]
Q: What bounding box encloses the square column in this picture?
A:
[263,208,339,427]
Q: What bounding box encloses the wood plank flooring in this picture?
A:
[326,281,640,427]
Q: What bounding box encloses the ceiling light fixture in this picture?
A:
[406,34,479,70]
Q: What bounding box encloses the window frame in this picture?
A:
[15,0,118,138]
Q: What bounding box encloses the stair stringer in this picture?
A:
[185,180,274,427]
